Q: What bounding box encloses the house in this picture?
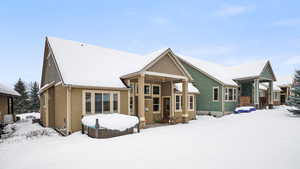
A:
[39,37,199,135]
[171,54,277,115]
[0,83,20,123]
[275,75,293,104]
[259,84,281,108]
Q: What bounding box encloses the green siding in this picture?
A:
[260,64,274,80]
[224,102,238,112]
[241,82,252,96]
[181,61,222,112]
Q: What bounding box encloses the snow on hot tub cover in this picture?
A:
[81,113,139,131]
[234,106,256,113]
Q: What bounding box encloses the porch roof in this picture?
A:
[0,83,20,97]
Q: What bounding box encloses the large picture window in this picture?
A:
[83,91,119,114]
[213,87,219,101]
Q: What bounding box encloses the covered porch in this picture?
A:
[123,71,193,128]
[235,77,274,109]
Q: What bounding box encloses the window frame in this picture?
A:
[175,94,182,112]
[152,84,161,96]
[152,97,160,113]
[188,95,195,111]
[224,87,238,102]
[212,87,219,102]
[82,90,120,115]
[144,84,151,95]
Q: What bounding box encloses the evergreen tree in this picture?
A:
[14,78,30,114]
[29,82,40,112]
[287,70,300,114]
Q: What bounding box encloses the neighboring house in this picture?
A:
[39,37,199,135]
[259,84,281,108]
[274,75,293,105]
[0,83,20,122]
[173,54,277,114]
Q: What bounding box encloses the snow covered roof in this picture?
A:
[175,83,200,93]
[259,83,281,91]
[177,54,270,86]
[47,37,161,88]
[0,83,20,96]
[275,75,293,87]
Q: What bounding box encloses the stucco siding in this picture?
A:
[181,61,222,112]
[120,90,129,115]
[54,84,67,129]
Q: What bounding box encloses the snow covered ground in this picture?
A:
[1,107,300,169]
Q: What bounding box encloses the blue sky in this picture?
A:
[1,0,300,86]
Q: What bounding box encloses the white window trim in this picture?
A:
[152,84,161,96]
[152,96,160,114]
[212,87,219,102]
[82,90,120,115]
[144,83,151,96]
[175,94,182,112]
[188,94,195,111]
[224,87,237,102]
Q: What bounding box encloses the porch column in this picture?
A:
[170,81,175,119]
[253,79,259,108]
[182,80,188,123]
[138,73,146,128]
[268,81,274,109]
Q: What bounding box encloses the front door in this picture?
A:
[163,97,170,122]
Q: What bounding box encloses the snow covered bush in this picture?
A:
[287,70,300,114]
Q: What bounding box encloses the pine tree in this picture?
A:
[29,82,40,112]
[14,78,30,114]
[287,70,300,114]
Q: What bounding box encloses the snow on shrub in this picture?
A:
[81,113,139,131]
[234,106,256,113]
[16,112,40,120]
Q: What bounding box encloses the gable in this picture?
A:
[146,53,184,76]
[41,41,62,87]
[259,62,276,81]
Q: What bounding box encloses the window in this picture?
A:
[228,88,233,100]
[176,95,181,110]
[225,87,237,101]
[153,97,160,112]
[153,85,160,95]
[95,93,102,113]
[273,92,279,100]
[213,87,219,101]
[225,88,229,100]
[103,93,110,112]
[84,91,119,114]
[130,97,133,112]
[144,85,151,95]
[85,92,91,114]
[233,88,237,100]
[189,95,194,110]
[113,93,118,112]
